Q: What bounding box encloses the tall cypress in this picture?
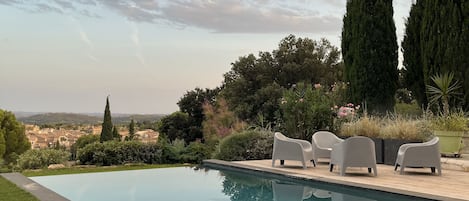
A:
[402,0,427,107]
[100,97,113,142]
[128,119,135,140]
[342,0,398,114]
[403,0,469,109]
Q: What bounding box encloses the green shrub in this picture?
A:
[395,102,422,117]
[214,129,273,161]
[77,141,163,166]
[180,141,214,164]
[17,149,70,170]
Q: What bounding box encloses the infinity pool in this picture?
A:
[30,166,432,201]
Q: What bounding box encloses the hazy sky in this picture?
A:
[0,0,412,114]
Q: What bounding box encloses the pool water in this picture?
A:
[30,166,432,201]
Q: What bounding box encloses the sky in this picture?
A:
[0,0,412,114]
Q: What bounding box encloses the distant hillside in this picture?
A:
[18,113,165,125]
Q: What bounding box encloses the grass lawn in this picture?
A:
[0,176,39,201]
[22,163,190,177]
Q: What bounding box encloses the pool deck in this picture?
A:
[204,159,469,201]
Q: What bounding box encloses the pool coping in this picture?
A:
[1,172,70,201]
[203,159,464,201]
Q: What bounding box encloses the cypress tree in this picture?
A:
[128,119,135,141]
[342,0,398,114]
[112,126,121,141]
[403,0,469,109]
[402,0,427,107]
[100,97,114,142]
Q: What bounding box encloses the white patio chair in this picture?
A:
[394,137,441,175]
[329,136,377,176]
[311,131,344,163]
[272,132,315,169]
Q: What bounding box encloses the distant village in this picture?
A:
[25,124,159,149]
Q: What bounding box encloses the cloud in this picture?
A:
[1,0,342,34]
[69,16,98,62]
[130,22,146,66]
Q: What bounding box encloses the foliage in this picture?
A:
[402,1,427,107]
[339,115,381,138]
[0,109,30,163]
[214,129,273,161]
[379,116,431,141]
[77,141,163,166]
[70,134,100,160]
[394,102,422,117]
[403,0,469,109]
[157,112,192,143]
[179,141,214,164]
[128,119,136,141]
[177,87,220,143]
[430,110,468,131]
[17,149,70,170]
[202,98,246,143]
[100,97,114,142]
[0,176,39,201]
[279,83,333,140]
[22,164,188,177]
[426,72,461,116]
[112,126,121,141]
[221,35,343,123]
[342,0,398,114]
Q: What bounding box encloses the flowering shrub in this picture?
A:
[336,103,360,120]
[279,83,333,140]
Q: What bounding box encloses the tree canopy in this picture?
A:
[0,109,30,163]
[221,35,342,123]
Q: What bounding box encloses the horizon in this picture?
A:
[1,1,412,114]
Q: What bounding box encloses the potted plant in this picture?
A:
[339,115,384,163]
[426,72,466,157]
[380,116,431,165]
[430,111,467,157]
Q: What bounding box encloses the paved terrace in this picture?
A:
[204,158,469,201]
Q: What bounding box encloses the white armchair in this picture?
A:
[311,131,344,163]
[329,136,377,176]
[272,132,315,169]
[394,137,441,175]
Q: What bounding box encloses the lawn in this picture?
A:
[0,176,38,201]
[22,163,189,177]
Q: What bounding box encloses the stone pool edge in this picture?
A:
[203,159,462,201]
[1,172,70,201]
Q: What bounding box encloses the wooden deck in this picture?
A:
[204,159,469,201]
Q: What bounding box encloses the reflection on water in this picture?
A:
[215,168,432,201]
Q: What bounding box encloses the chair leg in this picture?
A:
[373,167,378,176]
[302,160,307,169]
[340,167,346,176]
[431,167,435,174]
[312,159,316,167]
[272,159,275,167]
[437,167,442,176]
[394,163,399,171]
[329,164,334,172]
[400,166,405,175]
[280,160,284,165]
[368,168,372,173]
